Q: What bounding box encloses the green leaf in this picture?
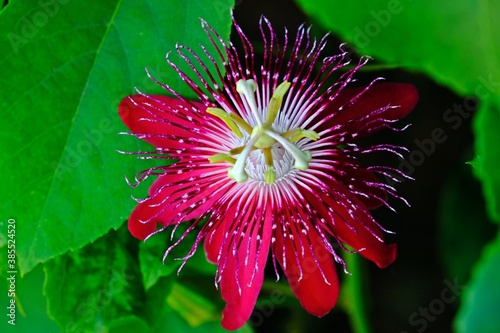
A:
[154,306,254,333]
[43,224,145,333]
[0,262,62,333]
[455,231,500,333]
[139,222,216,290]
[139,230,180,290]
[0,0,234,274]
[294,0,500,96]
[294,0,500,222]
[438,160,496,282]
[473,99,500,222]
[107,316,151,333]
[167,282,219,326]
[143,276,174,328]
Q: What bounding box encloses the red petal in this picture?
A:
[321,82,418,139]
[217,199,273,330]
[128,166,228,240]
[128,203,159,240]
[303,185,396,268]
[119,94,207,149]
[203,204,237,264]
[273,220,339,317]
[339,163,387,209]
[314,152,388,209]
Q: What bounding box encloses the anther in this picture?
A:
[208,153,236,164]
[282,128,320,142]
[266,81,291,124]
[207,108,246,138]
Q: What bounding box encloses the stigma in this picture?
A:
[207,79,319,184]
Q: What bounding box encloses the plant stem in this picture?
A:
[343,253,373,333]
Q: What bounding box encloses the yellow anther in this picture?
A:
[265,168,276,184]
[207,108,244,138]
[229,146,245,155]
[290,129,320,142]
[229,113,253,135]
[266,81,291,124]
[208,153,236,164]
[281,128,301,139]
[229,145,258,155]
[281,128,320,142]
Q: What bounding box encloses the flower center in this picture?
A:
[207,79,319,184]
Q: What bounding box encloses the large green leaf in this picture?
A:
[107,316,151,333]
[0,0,234,274]
[295,0,499,96]
[0,259,62,333]
[167,282,220,326]
[154,306,254,333]
[139,230,181,290]
[43,224,146,332]
[454,232,500,333]
[438,161,495,282]
[294,0,500,222]
[473,98,500,222]
[139,222,216,290]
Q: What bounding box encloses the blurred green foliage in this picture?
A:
[296,0,500,225]
[0,0,234,274]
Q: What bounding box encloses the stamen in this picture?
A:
[266,81,291,124]
[229,113,253,134]
[281,128,300,139]
[229,146,246,155]
[210,79,319,183]
[208,153,236,164]
[236,79,262,126]
[207,107,244,138]
[264,130,312,170]
[281,128,320,142]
